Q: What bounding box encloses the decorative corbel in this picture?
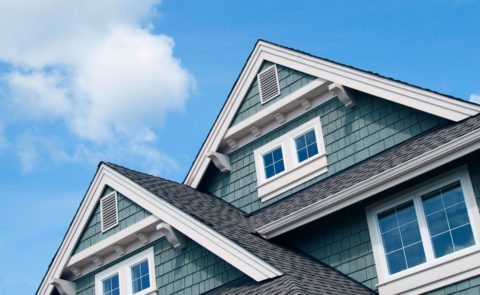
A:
[157,223,186,249]
[90,255,103,267]
[273,112,286,124]
[249,126,261,138]
[51,278,76,295]
[299,98,311,110]
[207,151,231,173]
[328,83,356,108]
[70,267,82,278]
[226,138,238,150]
[112,244,125,256]
[136,232,149,245]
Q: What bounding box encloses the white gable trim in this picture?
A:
[38,164,282,295]
[184,40,480,188]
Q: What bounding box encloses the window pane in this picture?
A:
[386,249,407,274]
[274,160,285,174]
[446,202,469,229]
[378,209,398,233]
[425,211,449,236]
[265,165,275,179]
[297,148,308,162]
[142,275,151,289]
[452,224,474,251]
[263,153,273,166]
[305,130,316,145]
[102,274,119,295]
[272,148,283,161]
[404,242,426,268]
[307,143,319,158]
[295,136,306,149]
[431,232,454,258]
[400,221,422,247]
[396,203,416,226]
[382,228,402,253]
[132,278,142,294]
[442,183,463,207]
[131,263,141,279]
[422,191,443,215]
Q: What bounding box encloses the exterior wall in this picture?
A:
[74,236,245,295]
[230,61,316,126]
[200,91,447,214]
[276,157,480,292]
[73,187,152,254]
[424,275,480,295]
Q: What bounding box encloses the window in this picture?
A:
[263,147,285,179]
[294,129,318,163]
[254,117,327,202]
[367,168,480,294]
[102,274,120,295]
[95,248,156,295]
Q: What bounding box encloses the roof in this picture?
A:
[249,113,480,230]
[103,162,376,295]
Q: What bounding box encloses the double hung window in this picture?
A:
[367,169,480,294]
[95,248,156,295]
[254,117,327,202]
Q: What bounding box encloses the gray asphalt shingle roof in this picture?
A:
[103,162,377,295]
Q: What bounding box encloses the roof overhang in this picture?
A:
[38,163,282,295]
[256,125,480,239]
[184,40,480,188]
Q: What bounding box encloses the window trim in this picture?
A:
[366,167,480,294]
[95,247,157,295]
[254,117,327,202]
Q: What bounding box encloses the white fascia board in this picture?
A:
[183,40,479,189]
[257,128,480,239]
[38,165,282,295]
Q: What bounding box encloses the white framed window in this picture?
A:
[254,117,327,202]
[95,248,157,295]
[366,167,480,294]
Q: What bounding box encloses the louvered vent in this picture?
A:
[258,65,280,103]
[100,192,118,232]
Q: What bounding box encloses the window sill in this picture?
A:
[258,153,327,202]
[377,238,480,294]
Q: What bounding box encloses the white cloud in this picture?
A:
[0,0,194,172]
[470,94,480,104]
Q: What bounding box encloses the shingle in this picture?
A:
[103,162,376,295]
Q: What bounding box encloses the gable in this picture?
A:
[74,233,246,295]
[72,186,152,254]
[199,91,447,213]
[184,40,480,190]
[230,61,316,126]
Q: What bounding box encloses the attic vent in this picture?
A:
[258,65,280,103]
[100,192,118,232]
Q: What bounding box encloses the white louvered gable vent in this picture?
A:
[257,65,280,103]
[100,192,118,232]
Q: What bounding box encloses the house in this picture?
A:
[38,40,480,295]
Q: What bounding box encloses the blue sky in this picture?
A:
[0,1,479,294]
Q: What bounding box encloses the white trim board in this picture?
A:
[184,40,480,189]
[256,127,480,239]
[38,164,282,295]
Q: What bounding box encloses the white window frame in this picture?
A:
[95,247,157,295]
[254,117,327,202]
[366,167,480,294]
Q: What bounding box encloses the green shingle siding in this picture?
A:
[277,203,378,290]
[424,275,480,295]
[73,187,152,254]
[230,61,316,126]
[200,91,446,214]
[74,236,245,295]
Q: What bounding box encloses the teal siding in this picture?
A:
[200,92,447,213]
[230,61,316,126]
[74,237,245,295]
[424,275,480,295]
[73,187,152,254]
[276,159,480,292]
[277,203,377,290]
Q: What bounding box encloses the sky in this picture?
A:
[0,0,479,294]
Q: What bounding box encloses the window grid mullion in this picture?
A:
[413,194,435,262]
